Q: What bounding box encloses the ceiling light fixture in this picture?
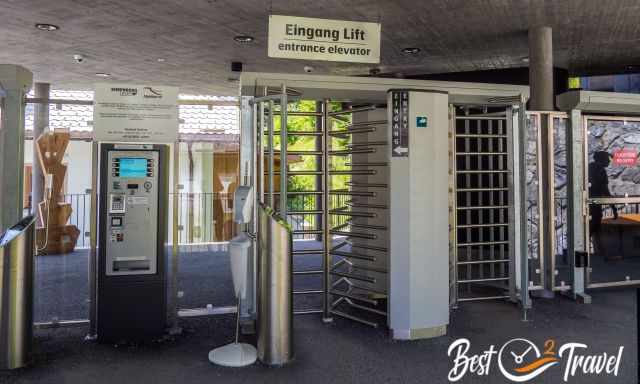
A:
[521,56,530,63]
[234,35,255,43]
[95,72,111,77]
[157,58,166,62]
[402,47,420,55]
[35,23,60,31]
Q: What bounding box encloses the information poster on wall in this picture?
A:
[268,15,381,63]
[93,83,178,143]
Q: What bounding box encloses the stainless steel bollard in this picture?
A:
[257,204,293,366]
[0,216,36,370]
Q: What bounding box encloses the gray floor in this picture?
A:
[7,245,638,383]
[1,290,636,384]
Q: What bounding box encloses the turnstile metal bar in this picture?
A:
[268,100,275,207]
[329,127,376,136]
[330,250,376,262]
[282,191,323,195]
[347,141,388,148]
[331,241,349,251]
[330,290,378,306]
[458,295,510,302]
[456,152,508,156]
[330,230,376,239]
[344,119,387,127]
[347,222,387,231]
[274,130,322,136]
[350,243,388,253]
[347,182,388,188]
[347,281,388,296]
[278,150,323,156]
[293,229,324,235]
[457,259,509,265]
[329,170,376,175]
[458,277,509,284]
[267,171,323,175]
[330,148,376,156]
[331,270,376,284]
[329,105,376,116]
[292,249,324,255]
[294,309,323,315]
[271,111,323,116]
[287,210,323,215]
[321,100,331,321]
[329,210,377,218]
[330,190,376,197]
[343,299,388,316]
[293,290,323,295]
[345,201,388,209]
[293,269,324,275]
[348,264,388,274]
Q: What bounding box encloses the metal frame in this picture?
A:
[525,111,570,294]
[583,114,640,289]
[452,107,517,305]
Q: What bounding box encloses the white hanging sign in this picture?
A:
[93,83,178,143]
[268,15,381,64]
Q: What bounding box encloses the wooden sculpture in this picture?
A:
[35,129,80,255]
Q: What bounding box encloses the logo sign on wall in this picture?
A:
[268,15,381,64]
[93,83,178,143]
[612,148,638,166]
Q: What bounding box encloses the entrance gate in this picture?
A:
[450,108,517,304]
[251,88,530,327]
[253,92,389,327]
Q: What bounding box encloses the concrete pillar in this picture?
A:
[0,65,33,233]
[32,82,50,216]
[528,26,554,111]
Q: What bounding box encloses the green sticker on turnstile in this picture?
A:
[416,116,428,128]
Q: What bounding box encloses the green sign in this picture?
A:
[416,116,428,128]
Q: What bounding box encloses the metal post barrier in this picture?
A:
[0,216,36,370]
[257,204,293,366]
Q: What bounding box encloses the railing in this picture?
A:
[25,192,350,246]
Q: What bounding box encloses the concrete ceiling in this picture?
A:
[1,0,639,95]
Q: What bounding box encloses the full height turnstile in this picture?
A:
[451,108,515,303]
[252,91,389,327]
[242,73,532,331]
[448,103,531,311]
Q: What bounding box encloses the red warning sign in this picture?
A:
[613,148,638,166]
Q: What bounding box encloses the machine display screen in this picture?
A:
[119,158,148,178]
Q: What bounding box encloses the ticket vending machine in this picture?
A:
[97,143,169,343]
